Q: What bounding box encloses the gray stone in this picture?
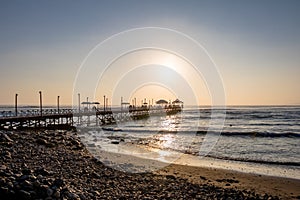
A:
[53,178,64,187]
[53,191,60,198]
[166,175,176,180]
[0,186,9,194]
[67,192,80,200]
[7,181,13,189]
[4,151,12,159]
[22,180,33,188]
[2,133,13,142]
[36,138,48,145]
[19,174,30,181]
[0,164,7,170]
[47,188,54,196]
[19,190,31,200]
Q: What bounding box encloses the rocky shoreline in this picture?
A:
[0,130,280,199]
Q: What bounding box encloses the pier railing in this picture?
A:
[0,109,75,118]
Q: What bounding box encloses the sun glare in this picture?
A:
[129,84,177,105]
[160,54,180,71]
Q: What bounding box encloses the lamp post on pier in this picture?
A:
[57,96,60,114]
[103,95,106,112]
[121,96,123,112]
[106,98,108,111]
[86,97,89,111]
[78,93,81,113]
[15,93,18,116]
[39,91,43,116]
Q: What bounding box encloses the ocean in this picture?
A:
[78,105,300,176]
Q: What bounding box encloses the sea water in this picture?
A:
[81,106,300,177]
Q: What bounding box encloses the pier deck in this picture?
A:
[0,106,182,130]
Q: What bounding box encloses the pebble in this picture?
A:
[0,165,7,170]
[2,133,13,142]
[53,190,60,198]
[36,138,48,145]
[47,188,53,196]
[19,190,31,199]
[166,175,176,180]
[53,178,64,188]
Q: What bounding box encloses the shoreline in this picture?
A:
[84,137,300,179]
[1,129,299,199]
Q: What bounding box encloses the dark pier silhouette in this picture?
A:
[0,94,183,130]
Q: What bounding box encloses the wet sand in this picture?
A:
[1,129,299,199]
[156,164,300,199]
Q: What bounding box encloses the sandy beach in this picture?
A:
[1,129,299,199]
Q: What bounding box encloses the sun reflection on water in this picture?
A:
[158,134,176,149]
[156,116,180,149]
[160,117,177,132]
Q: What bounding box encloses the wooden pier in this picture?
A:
[0,105,182,130]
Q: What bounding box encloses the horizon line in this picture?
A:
[0,104,299,107]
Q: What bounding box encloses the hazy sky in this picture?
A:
[0,0,299,106]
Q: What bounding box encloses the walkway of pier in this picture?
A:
[0,105,182,130]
